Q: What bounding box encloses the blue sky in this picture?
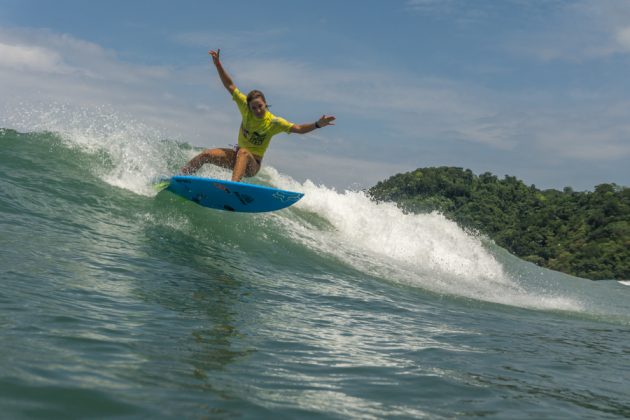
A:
[1,0,629,190]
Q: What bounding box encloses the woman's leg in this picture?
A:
[181,148,236,174]
[231,148,261,182]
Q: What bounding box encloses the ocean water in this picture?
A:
[1,116,629,419]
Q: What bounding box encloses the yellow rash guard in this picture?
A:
[232,88,294,157]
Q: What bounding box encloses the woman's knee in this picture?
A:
[204,148,232,163]
[204,149,223,158]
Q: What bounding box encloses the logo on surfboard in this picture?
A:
[272,192,302,203]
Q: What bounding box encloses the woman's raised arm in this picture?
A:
[209,49,236,94]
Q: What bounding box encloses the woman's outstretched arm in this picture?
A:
[290,115,336,134]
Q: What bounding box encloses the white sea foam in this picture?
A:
[3,101,182,196]
[264,168,583,311]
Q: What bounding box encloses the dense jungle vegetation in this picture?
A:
[368,167,630,280]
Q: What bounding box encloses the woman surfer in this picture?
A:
[181,49,336,182]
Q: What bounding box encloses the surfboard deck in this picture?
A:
[160,175,304,213]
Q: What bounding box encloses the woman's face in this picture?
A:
[248,98,267,118]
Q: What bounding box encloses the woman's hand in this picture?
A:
[208,49,221,66]
[317,115,336,128]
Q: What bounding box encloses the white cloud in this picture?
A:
[527,111,630,161]
[511,0,630,61]
[615,26,630,51]
[0,27,233,144]
[405,0,559,22]
[0,42,67,73]
[232,57,520,150]
[407,0,630,61]
[172,28,289,59]
[0,27,173,83]
[406,0,456,14]
[265,145,413,190]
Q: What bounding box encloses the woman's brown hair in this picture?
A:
[246,90,267,106]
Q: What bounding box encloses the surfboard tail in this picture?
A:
[152,177,171,192]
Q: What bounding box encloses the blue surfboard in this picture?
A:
[161,175,304,213]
